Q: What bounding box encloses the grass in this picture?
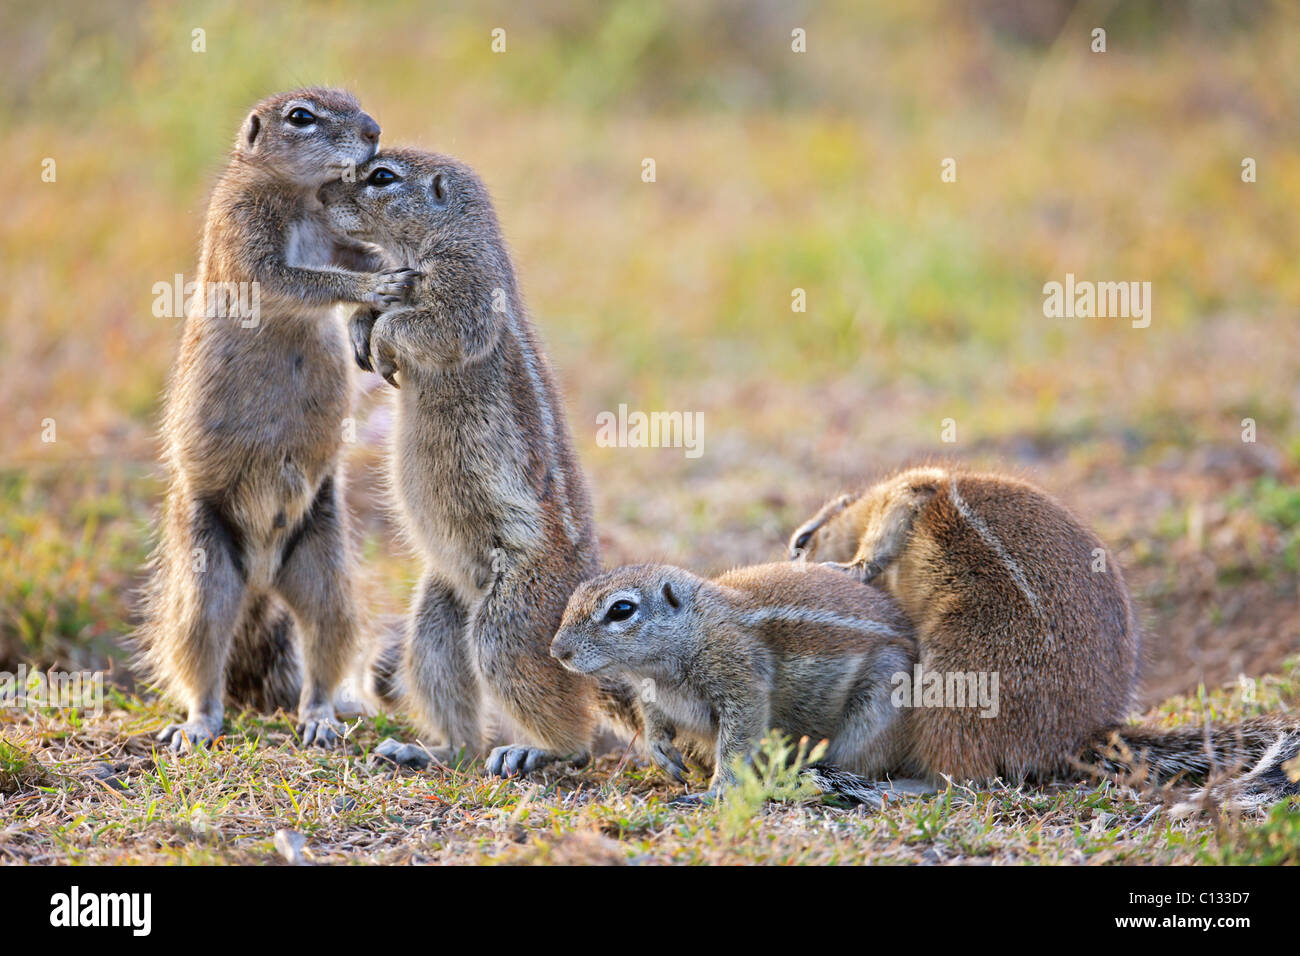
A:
[1208,804,1300,866]
[1,675,1296,864]
[0,739,51,795]
[2,1,1299,863]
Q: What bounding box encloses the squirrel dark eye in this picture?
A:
[367,167,398,186]
[287,107,317,127]
[605,600,636,623]
[794,532,813,551]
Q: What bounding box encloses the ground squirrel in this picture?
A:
[319,148,639,774]
[135,88,416,751]
[789,465,1300,808]
[551,562,918,802]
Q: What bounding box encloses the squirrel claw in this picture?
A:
[650,738,689,783]
[156,720,221,753]
[373,337,400,388]
[366,268,419,307]
[298,715,344,748]
[374,737,433,769]
[486,745,560,777]
[349,310,377,373]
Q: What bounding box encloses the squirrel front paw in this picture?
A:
[822,559,882,583]
[350,312,400,388]
[648,735,689,783]
[348,309,378,372]
[370,318,401,389]
[362,267,419,308]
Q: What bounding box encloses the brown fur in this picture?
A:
[134,88,415,751]
[320,149,639,775]
[552,562,918,795]
[790,465,1300,809]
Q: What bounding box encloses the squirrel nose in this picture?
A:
[359,114,380,144]
[550,640,573,662]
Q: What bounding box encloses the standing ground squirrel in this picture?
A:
[551,562,918,802]
[790,465,1300,808]
[320,148,639,774]
[135,88,416,751]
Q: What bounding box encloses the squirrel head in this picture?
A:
[551,565,701,677]
[319,148,504,260]
[235,88,380,188]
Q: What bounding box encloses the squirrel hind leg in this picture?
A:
[143,495,249,741]
[470,557,596,771]
[363,621,406,709]
[226,594,302,712]
[272,480,360,747]
[401,573,482,753]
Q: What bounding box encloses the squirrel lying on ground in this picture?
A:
[551,561,919,804]
[789,465,1300,811]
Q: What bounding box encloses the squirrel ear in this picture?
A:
[242,112,262,149]
[662,581,680,610]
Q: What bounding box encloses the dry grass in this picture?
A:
[1,663,1297,865]
[2,1,1299,864]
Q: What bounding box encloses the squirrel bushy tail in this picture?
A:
[1081,714,1300,812]
[363,620,406,709]
[804,715,1300,813]
[802,764,892,809]
[223,593,302,712]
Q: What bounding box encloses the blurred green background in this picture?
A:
[1,0,1298,706]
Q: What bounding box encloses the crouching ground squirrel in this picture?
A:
[319,148,640,774]
[135,88,417,751]
[551,562,919,802]
[790,465,1300,809]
